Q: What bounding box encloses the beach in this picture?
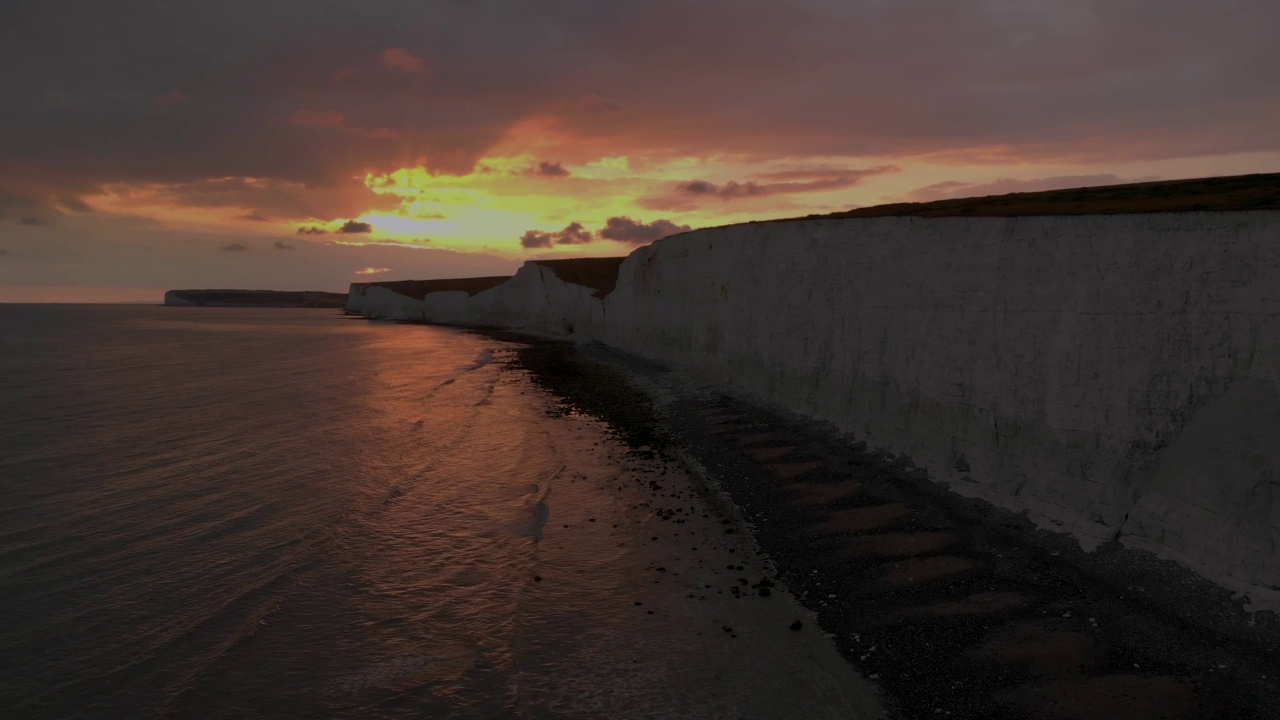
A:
[502,332,1280,720]
[0,306,887,719]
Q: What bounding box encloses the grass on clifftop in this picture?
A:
[769,171,1280,221]
[529,258,626,298]
[359,276,511,300]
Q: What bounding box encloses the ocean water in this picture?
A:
[0,305,879,720]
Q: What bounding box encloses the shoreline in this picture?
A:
[482,326,1280,719]
[504,334,890,718]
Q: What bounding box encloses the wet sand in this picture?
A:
[505,341,889,719]
[536,441,888,719]
[498,334,1280,720]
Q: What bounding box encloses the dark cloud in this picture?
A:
[240,211,271,222]
[638,166,901,211]
[0,0,597,197]
[519,230,552,249]
[338,220,372,234]
[678,180,718,195]
[0,0,1277,231]
[0,225,521,295]
[674,166,900,200]
[520,221,593,249]
[152,90,189,108]
[57,194,93,212]
[220,242,249,252]
[334,47,430,86]
[379,48,428,73]
[750,166,869,181]
[528,161,569,177]
[17,217,48,226]
[0,249,8,256]
[142,177,398,224]
[633,197,700,213]
[0,177,68,221]
[575,93,622,116]
[39,91,86,113]
[598,216,691,245]
[901,174,1160,203]
[554,222,592,244]
[291,109,344,128]
[297,226,328,235]
[678,180,768,198]
[273,240,295,250]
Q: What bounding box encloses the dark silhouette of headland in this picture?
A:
[163,289,347,307]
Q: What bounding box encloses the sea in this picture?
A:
[0,305,880,720]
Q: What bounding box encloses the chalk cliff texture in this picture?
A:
[347,212,1280,609]
[164,290,197,306]
[421,290,471,323]
[344,285,369,315]
[348,276,513,319]
[359,285,426,321]
[601,212,1280,610]
[461,260,616,337]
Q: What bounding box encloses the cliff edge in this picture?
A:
[343,173,1280,610]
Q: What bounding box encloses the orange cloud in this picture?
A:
[598,216,691,245]
[575,94,622,116]
[288,109,399,143]
[352,127,401,140]
[899,174,1160,203]
[381,48,427,73]
[525,161,570,178]
[77,175,402,237]
[334,47,431,87]
[637,166,900,213]
[515,216,693,249]
[291,109,345,128]
[519,222,592,249]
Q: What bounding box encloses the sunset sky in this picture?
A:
[1,0,1278,301]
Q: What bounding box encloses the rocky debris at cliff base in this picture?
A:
[568,340,1280,720]
[500,331,1280,719]
[505,334,888,718]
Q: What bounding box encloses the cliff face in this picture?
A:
[346,276,512,319]
[355,261,617,336]
[464,261,607,336]
[360,286,426,321]
[163,290,198,306]
[347,211,1280,610]
[601,212,1280,609]
[344,285,369,315]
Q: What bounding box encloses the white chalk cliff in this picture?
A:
[163,290,197,307]
[348,210,1280,611]
[463,261,606,337]
[359,286,426,321]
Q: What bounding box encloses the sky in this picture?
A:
[1,0,1278,301]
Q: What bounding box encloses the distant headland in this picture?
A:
[163,289,347,308]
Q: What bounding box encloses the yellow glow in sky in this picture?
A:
[351,151,871,254]
[71,144,1280,262]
